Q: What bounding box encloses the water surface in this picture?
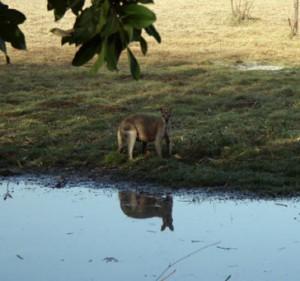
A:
[1,178,300,281]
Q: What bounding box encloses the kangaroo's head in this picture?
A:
[160,107,172,123]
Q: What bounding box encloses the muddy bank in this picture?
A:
[1,168,300,199]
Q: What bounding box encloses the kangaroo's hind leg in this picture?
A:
[117,129,124,153]
[165,134,172,156]
[154,137,162,158]
[127,130,137,160]
[142,141,148,154]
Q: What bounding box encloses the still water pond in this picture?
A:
[1,177,300,281]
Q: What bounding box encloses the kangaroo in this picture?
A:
[117,108,172,160]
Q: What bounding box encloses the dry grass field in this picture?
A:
[1,0,300,194]
[5,0,300,65]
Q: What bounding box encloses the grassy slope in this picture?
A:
[0,0,300,194]
[1,59,300,194]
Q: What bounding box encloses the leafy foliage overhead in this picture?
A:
[48,0,161,79]
[0,1,27,63]
[0,0,160,79]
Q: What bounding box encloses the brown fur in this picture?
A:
[117,108,172,160]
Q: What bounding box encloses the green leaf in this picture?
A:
[95,0,109,33]
[46,0,160,80]
[61,35,75,45]
[105,34,123,71]
[139,36,147,55]
[47,0,86,19]
[0,25,26,50]
[0,38,10,64]
[101,13,120,37]
[0,9,26,25]
[0,2,8,9]
[137,0,154,3]
[47,0,68,21]
[127,47,140,80]
[121,4,156,29]
[10,27,26,50]
[74,7,94,28]
[145,24,161,43]
[72,35,101,66]
[70,0,85,15]
[0,38,7,54]
[73,7,98,44]
[124,25,134,42]
[90,40,107,74]
[106,40,118,71]
[132,29,142,41]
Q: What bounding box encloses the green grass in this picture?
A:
[1,59,300,195]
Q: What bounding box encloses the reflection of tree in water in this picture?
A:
[119,191,174,231]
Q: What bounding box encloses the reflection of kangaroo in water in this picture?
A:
[119,191,174,231]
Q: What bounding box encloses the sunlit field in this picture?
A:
[5,0,300,65]
[1,0,300,194]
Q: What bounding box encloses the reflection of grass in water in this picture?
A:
[1,58,300,194]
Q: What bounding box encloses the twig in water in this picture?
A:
[275,203,288,208]
[217,246,238,251]
[16,254,24,260]
[155,241,221,281]
[159,269,176,281]
[191,240,204,243]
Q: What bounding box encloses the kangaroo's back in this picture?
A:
[117,107,172,160]
[120,114,163,142]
